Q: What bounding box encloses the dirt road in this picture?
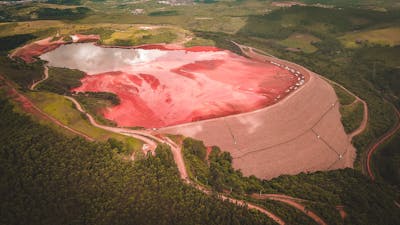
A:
[1,75,94,141]
[321,78,368,140]
[366,104,400,180]
[64,96,159,155]
[30,64,49,90]
[252,194,327,225]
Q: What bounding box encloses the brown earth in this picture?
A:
[159,44,355,179]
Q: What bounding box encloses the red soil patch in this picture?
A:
[12,37,66,63]
[12,34,99,63]
[71,34,100,43]
[72,46,298,128]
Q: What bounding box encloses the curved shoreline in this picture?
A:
[14,36,307,130]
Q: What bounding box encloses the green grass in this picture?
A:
[340,101,364,133]
[0,56,44,89]
[339,27,400,48]
[184,37,215,47]
[260,200,320,225]
[102,27,183,46]
[148,10,179,17]
[372,131,400,187]
[27,91,144,156]
[332,83,356,105]
[74,92,119,127]
[182,138,209,184]
[278,33,320,53]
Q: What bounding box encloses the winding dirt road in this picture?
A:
[251,194,327,225]
[366,104,400,180]
[64,96,160,155]
[322,79,368,141]
[1,75,94,141]
[30,64,49,90]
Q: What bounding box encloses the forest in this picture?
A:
[182,137,400,225]
[0,98,274,225]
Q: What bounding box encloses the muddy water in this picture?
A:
[40,43,297,128]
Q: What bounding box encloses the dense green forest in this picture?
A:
[0,5,90,22]
[0,98,275,225]
[0,34,43,89]
[182,137,400,225]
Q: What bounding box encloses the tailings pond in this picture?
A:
[40,43,299,128]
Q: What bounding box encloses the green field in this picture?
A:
[332,84,356,105]
[340,101,364,133]
[74,92,119,127]
[279,33,320,53]
[27,91,143,155]
[340,27,400,48]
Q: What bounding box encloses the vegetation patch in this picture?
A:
[332,83,356,105]
[0,56,44,89]
[181,136,400,225]
[340,27,400,48]
[0,98,274,225]
[28,92,110,139]
[373,132,400,188]
[148,10,179,17]
[74,92,120,127]
[184,37,215,47]
[182,138,209,184]
[278,33,320,53]
[0,34,36,53]
[340,99,364,133]
[260,200,320,225]
[37,67,84,95]
[103,27,179,46]
[36,7,90,20]
[47,0,82,5]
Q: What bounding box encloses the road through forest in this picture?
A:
[64,94,286,225]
